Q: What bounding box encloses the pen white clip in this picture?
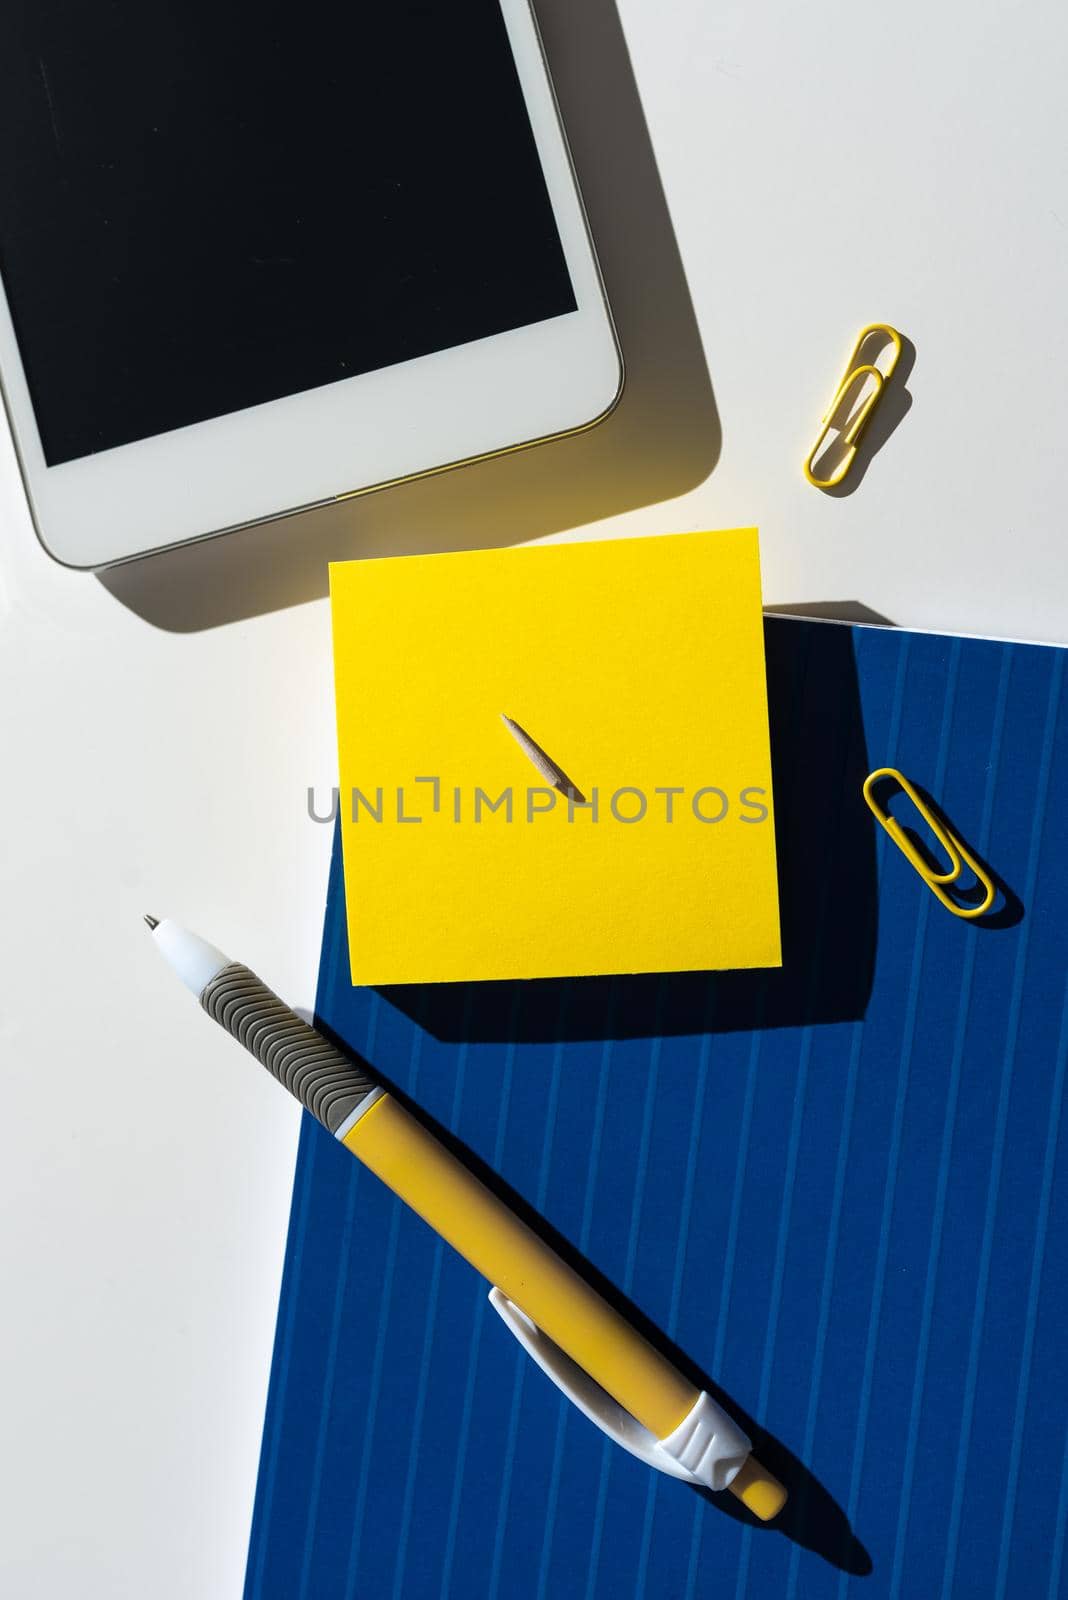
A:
[488,1288,752,1491]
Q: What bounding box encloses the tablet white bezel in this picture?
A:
[0,0,622,568]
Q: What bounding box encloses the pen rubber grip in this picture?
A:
[343,1094,700,1440]
[201,963,378,1134]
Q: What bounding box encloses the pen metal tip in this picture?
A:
[143,914,160,931]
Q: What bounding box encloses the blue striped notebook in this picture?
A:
[245,618,1068,1600]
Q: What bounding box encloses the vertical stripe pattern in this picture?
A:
[245,622,1068,1600]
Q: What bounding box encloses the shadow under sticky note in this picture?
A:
[246,618,1068,1600]
[384,616,877,1042]
[330,530,781,984]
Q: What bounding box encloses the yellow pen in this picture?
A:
[146,916,787,1520]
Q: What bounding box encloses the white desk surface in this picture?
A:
[2,2,1066,1595]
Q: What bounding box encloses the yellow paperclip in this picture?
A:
[804,324,903,489]
[862,767,996,919]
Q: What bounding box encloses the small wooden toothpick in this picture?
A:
[501,714,586,804]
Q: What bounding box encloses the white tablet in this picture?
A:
[0,1,621,569]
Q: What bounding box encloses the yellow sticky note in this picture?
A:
[330,529,781,984]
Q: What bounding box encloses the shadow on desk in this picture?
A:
[382,618,878,1045]
[97,0,720,635]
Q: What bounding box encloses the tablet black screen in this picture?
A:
[0,1,576,465]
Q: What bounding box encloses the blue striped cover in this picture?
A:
[245,618,1068,1600]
